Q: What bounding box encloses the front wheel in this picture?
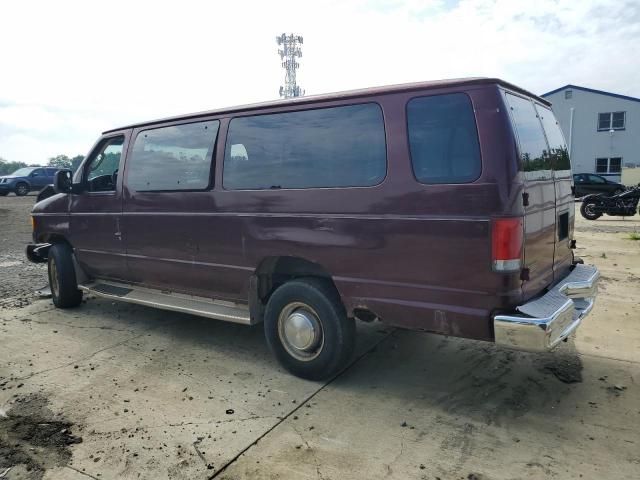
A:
[48,243,83,308]
[14,182,29,196]
[264,278,355,380]
[580,200,602,220]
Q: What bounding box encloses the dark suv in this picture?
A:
[26,78,600,380]
[573,173,625,198]
[0,167,59,196]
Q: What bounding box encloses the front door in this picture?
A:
[69,131,130,281]
[29,168,50,190]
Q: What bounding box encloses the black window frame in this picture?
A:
[127,119,220,193]
[504,91,553,176]
[222,102,388,191]
[405,92,483,185]
[597,111,626,131]
[83,135,126,194]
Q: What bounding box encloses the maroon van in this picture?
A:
[27,78,599,379]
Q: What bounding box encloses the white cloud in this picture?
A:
[0,0,638,164]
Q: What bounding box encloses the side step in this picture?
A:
[79,280,252,325]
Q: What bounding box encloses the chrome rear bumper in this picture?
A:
[494,264,599,352]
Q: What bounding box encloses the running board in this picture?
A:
[79,280,252,325]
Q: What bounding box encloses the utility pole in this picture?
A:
[276,33,304,98]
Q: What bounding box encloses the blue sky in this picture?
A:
[1,0,638,165]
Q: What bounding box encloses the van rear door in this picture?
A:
[535,104,574,281]
[504,92,557,299]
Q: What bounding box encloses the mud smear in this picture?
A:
[539,351,583,384]
[0,394,82,479]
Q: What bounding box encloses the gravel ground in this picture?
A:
[0,195,48,309]
[1,196,639,480]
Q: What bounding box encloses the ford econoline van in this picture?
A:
[27,78,599,379]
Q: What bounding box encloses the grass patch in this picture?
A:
[628,232,640,241]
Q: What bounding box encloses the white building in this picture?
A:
[542,85,640,182]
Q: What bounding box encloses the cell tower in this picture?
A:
[276,33,304,99]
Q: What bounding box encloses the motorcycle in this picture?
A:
[580,186,640,220]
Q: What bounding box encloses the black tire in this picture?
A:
[48,243,83,308]
[14,182,29,196]
[580,200,602,220]
[264,278,355,380]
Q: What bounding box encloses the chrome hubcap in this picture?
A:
[50,258,59,298]
[278,302,324,362]
[585,204,596,216]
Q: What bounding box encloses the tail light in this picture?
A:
[492,218,523,272]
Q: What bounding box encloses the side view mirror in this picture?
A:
[53,169,78,194]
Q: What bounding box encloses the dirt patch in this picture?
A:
[539,351,583,384]
[0,394,82,479]
[0,195,48,310]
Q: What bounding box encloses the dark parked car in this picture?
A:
[0,167,59,196]
[573,173,625,198]
[26,78,599,380]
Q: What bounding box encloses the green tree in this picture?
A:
[48,155,72,169]
[70,155,84,172]
[0,157,28,176]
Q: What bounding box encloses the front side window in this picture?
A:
[407,93,481,184]
[31,168,45,177]
[128,121,219,192]
[535,104,570,171]
[85,136,124,192]
[223,104,386,190]
[505,93,552,175]
[598,112,626,131]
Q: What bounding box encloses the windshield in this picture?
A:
[10,167,36,177]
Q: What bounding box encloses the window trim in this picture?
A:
[83,134,126,195]
[221,101,388,191]
[127,119,220,193]
[595,157,622,174]
[503,90,553,178]
[597,111,626,132]
[405,91,483,185]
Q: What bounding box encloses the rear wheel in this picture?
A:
[14,182,29,196]
[48,243,83,308]
[264,278,355,380]
[580,200,602,220]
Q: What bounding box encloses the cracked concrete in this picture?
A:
[2,200,640,479]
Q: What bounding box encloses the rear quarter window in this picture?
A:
[407,93,481,184]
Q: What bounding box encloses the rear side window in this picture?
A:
[407,93,481,184]
[223,103,386,190]
[535,105,571,171]
[128,121,219,191]
[505,93,551,174]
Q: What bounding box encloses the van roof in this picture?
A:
[103,77,549,134]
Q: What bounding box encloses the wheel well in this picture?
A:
[41,234,72,248]
[249,256,337,322]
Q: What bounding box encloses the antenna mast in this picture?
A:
[276,33,304,98]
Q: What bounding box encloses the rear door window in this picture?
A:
[505,93,552,176]
[407,93,481,184]
[535,104,570,171]
[128,121,219,191]
[223,103,386,190]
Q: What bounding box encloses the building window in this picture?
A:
[595,157,622,174]
[598,112,626,131]
[564,90,572,99]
